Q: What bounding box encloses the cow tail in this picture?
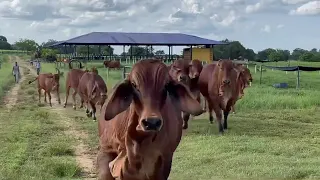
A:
[28,77,38,84]
[79,62,83,69]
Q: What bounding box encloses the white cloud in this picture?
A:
[261,25,271,32]
[277,24,284,28]
[289,1,320,15]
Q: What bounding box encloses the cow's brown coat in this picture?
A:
[78,70,107,120]
[97,59,203,180]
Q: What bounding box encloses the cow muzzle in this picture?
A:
[140,117,163,132]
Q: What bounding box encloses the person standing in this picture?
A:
[12,62,20,83]
[36,60,41,75]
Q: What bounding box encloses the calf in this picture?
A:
[198,59,239,134]
[77,71,107,120]
[97,59,203,180]
[64,60,98,109]
[28,69,62,107]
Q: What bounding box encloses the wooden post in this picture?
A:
[296,68,300,89]
[255,65,257,73]
[259,65,263,85]
[107,67,109,81]
[122,66,126,79]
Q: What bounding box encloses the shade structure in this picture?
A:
[49,32,228,46]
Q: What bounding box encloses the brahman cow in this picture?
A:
[198,59,241,134]
[230,64,253,113]
[168,59,204,129]
[28,68,62,107]
[97,59,203,180]
[103,60,121,69]
[77,70,107,120]
[63,60,98,109]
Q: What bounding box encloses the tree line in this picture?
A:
[1,35,320,62]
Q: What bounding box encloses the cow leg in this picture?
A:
[207,100,214,124]
[208,98,224,134]
[231,105,235,114]
[72,90,77,110]
[223,110,230,130]
[56,87,61,104]
[97,151,116,180]
[38,88,41,103]
[44,91,47,103]
[162,158,173,180]
[86,102,92,117]
[89,101,97,121]
[213,105,224,135]
[47,92,52,107]
[79,98,84,109]
[64,86,70,108]
[182,112,190,129]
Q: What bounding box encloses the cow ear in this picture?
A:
[166,81,203,116]
[104,80,133,120]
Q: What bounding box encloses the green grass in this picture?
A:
[2,58,320,180]
[0,55,15,102]
[0,66,81,180]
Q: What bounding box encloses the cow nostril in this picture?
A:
[141,117,162,131]
[223,80,230,84]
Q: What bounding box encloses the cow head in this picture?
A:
[103,59,202,133]
[49,73,60,91]
[189,59,203,79]
[169,59,191,86]
[216,59,237,97]
[235,64,253,87]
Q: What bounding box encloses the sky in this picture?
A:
[0,0,319,54]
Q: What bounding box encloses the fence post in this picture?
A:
[254,65,257,73]
[259,65,263,85]
[106,67,109,81]
[296,68,300,89]
[122,66,126,79]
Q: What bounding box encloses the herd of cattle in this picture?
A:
[28,58,252,180]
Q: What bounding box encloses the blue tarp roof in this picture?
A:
[51,32,227,46]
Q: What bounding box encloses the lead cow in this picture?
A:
[97,59,203,180]
[77,69,107,120]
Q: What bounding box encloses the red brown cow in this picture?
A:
[78,70,107,120]
[28,69,62,107]
[198,59,240,134]
[181,59,204,129]
[97,59,203,180]
[168,59,204,129]
[231,64,253,113]
[64,61,98,109]
[103,60,121,69]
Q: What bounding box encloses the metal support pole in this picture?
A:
[259,65,263,85]
[190,45,193,61]
[296,68,300,89]
[168,46,171,63]
[87,45,89,62]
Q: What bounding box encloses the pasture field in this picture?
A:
[0,55,15,102]
[1,56,320,180]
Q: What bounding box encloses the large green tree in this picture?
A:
[0,35,12,50]
[13,38,39,51]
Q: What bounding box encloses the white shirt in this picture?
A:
[36,62,41,68]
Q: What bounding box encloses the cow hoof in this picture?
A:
[218,132,224,136]
[182,124,188,130]
[232,112,235,114]
[72,105,76,110]
[209,121,213,124]
[93,117,97,121]
[63,104,66,108]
